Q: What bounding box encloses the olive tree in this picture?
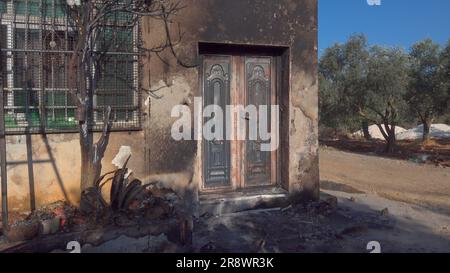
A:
[406,39,448,142]
[360,46,410,153]
[439,41,450,121]
[319,34,370,138]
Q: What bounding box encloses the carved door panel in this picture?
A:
[203,56,231,189]
[202,55,276,191]
[244,57,272,186]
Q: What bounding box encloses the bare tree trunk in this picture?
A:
[69,47,111,193]
[79,106,111,214]
[362,120,371,140]
[79,112,111,191]
[79,121,95,191]
[385,123,396,154]
[385,130,396,154]
[77,54,96,192]
[422,118,432,143]
[376,122,396,154]
[78,50,112,192]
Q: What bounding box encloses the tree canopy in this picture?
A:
[319,34,450,151]
[406,39,449,141]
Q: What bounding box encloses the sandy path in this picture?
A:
[320,149,450,212]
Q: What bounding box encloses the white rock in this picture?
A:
[353,125,407,140]
[397,124,450,140]
[112,146,133,177]
[353,123,450,140]
[112,146,132,169]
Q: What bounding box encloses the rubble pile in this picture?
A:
[3,201,77,242]
[1,182,182,245]
[130,182,182,222]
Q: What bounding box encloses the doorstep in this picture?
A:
[199,187,289,216]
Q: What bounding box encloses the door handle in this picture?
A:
[212,138,224,145]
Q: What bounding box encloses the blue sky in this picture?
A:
[319,0,450,55]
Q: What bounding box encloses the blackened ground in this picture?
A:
[192,148,450,253]
[193,192,450,253]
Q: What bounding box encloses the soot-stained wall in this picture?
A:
[142,0,319,207]
[2,0,318,213]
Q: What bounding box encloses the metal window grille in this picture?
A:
[0,0,142,134]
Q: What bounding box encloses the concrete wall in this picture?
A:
[2,0,318,212]
[143,0,319,206]
[2,132,146,211]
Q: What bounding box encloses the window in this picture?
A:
[0,0,141,134]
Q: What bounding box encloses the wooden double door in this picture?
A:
[202,55,278,191]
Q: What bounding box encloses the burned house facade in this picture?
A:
[0,0,318,215]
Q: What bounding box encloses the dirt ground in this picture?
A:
[321,138,450,167]
[192,148,450,253]
[320,148,450,212]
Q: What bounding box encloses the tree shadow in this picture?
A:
[320,180,365,194]
[7,125,70,211]
[39,133,70,203]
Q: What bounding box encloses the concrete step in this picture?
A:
[199,187,288,216]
